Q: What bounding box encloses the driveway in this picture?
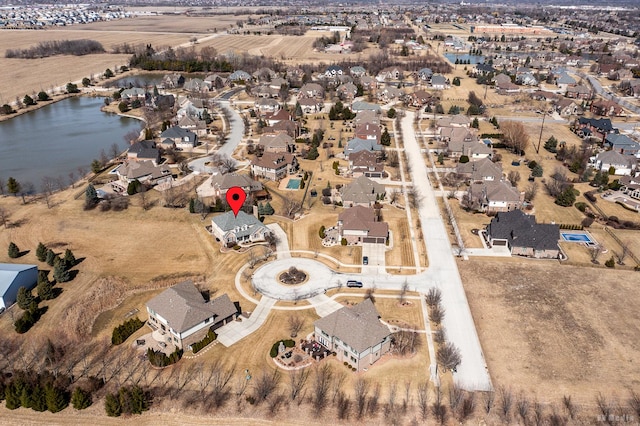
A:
[216,296,276,347]
[361,243,386,275]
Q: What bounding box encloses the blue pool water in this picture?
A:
[561,232,594,243]
[286,179,301,189]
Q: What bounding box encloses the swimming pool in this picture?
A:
[561,232,595,244]
[286,178,301,189]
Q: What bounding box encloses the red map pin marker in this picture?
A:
[226,186,246,217]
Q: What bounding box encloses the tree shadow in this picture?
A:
[74,257,86,266]
[51,287,63,299]
[17,250,30,258]
[68,270,80,281]
[8,218,29,228]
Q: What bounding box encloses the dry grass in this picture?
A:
[65,15,247,34]
[460,257,640,404]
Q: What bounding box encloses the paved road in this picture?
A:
[401,111,491,391]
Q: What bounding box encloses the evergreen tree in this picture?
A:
[37,91,50,101]
[71,387,92,410]
[8,242,19,258]
[23,94,36,106]
[63,249,76,267]
[45,248,56,266]
[31,385,48,412]
[471,117,480,128]
[189,198,195,213]
[37,278,54,301]
[381,129,391,146]
[45,383,69,413]
[85,183,99,207]
[19,384,33,409]
[7,177,20,196]
[36,242,47,262]
[263,202,275,215]
[53,263,71,283]
[129,386,149,414]
[294,101,303,118]
[4,382,21,409]
[105,393,122,417]
[531,164,543,177]
[16,286,34,310]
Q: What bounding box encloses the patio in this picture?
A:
[132,329,177,357]
[300,339,332,361]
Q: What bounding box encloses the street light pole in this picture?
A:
[536,110,546,154]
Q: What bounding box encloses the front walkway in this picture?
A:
[216,296,277,347]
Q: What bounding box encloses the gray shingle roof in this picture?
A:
[212,210,265,232]
[146,281,237,334]
[486,210,559,252]
[340,176,385,205]
[314,299,390,353]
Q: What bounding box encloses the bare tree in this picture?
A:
[524,181,539,202]
[407,186,422,209]
[282,194,302,218]
[449,382,463,412]
[55,175,66,192]
[367,382,381,417]
[331,370,347,403]
[501,120,529,155]
[110,142,121,159]
[68,171,76,188]
[210,360,235,408]
[0,177,5,196]
[614,241,630,265]
[392,330,422,356]
[252,369,280,404]
[507,170,521,188]
[533,400,545,426]
[139,185,150,210]
[417,381,429,420]
[0,206,9,228]
[399,279,409,305]
[596,392,614,425]
[287,315,304,338]
[517,392,530,423]
[590,246,602,264]
[483,390,495,414]
[429,304,445,326]
[431,387,448,425]
[459,391,476,421]
[628,391,640,420]
[336,391,351,420]
[562,394,577,419]
[288,369,309,403]
[354,377,369,419]
[425,287,442,307]
[123,129,140,145]
[77,166,87,179]
[41,176,54,196]
[312,363,333,414]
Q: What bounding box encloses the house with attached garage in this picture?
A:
[314,299,391,372]
[146,280,238,350]
[337,205,388,244]
[211,210,272,246]
[485,209,560,259]
[348,150,384,178]
[127,140,160,165]
[339,175,386,207]
[160,126,198,150]
[594,150,637,176]
[251,152,299,181]
[116,160,172,186]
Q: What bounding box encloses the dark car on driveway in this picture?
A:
[346,280,363,288]
[363,256,369,265]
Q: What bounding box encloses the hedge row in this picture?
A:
[147,347,183,367]
[111,317,145,345]
[191,330,217,354]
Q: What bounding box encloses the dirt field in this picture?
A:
[460,257,640,404]
[63,14,249,34]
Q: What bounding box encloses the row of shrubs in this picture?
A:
[191,330,217,354]
[147,347,183,367]
[111,317,145,345]
[269,339,295,358]
[104,385,150,417]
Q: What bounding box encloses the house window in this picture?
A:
[350,356,357,362]
[205,318,210,324]
[344,350,348,357]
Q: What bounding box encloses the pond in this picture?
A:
[0,96,142,191]
[444,53,486,65]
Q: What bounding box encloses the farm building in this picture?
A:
[0,263,38,310]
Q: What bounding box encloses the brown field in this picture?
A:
[62,14,248,34]
[460,257,640,404]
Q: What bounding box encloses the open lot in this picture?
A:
[460,257,640,403]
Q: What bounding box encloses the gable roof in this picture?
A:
[146,281,236,334]
[457,158,502,180]
[129,140,158,159]
[0,264,37,298]
[486,210,559,252]
[578,117,614,133]
[340,176,385,204]
[338,205,388,238]
[118,160,170,180]
[345,137,382,155]
[252,152,297,170]
[596,150,636,167]
[160,126,197,141]
[212,210,264,232]
[314,298,390,353]
[259,132,293,150]
[209,173,263,192]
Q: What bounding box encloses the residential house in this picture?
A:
[349,150,384,178]
[605,134,640,158]
[264,109,292,126]
[211,210,272,246]
[430,74,449,90]
[162,73,184,89]
[297,98,324,114]
[200,173,264,199]
[253,67,278,82]
[325,65,344,77]
[0,263,38,310]
[417,67,434,81]
[337,82,358,100]
[471,63,495,77]
[128,140,160,165]
[204,74,226,90]
[265,120,301,139]
[590,100,624,117]
[359,76,376,92]
[298,83,324,99]
[467,180,522,213]
[565,85,593,100]
[183,78,207,93]
[344,138,382,156]
[120,88,146,102]
[554,98,582,117]
[228,70,252,82]
[337,205,388,244]
[456,158,503,182]
[146,281,238,350]
[251,152,298,181]
[258,132,294,153]
[178,115,207,137]
[354,123,380,144]
[354,110,380,127]
[351,101,381,114]
[485,210,560,259]
[594,151,637,176]
[377,86,403,103]
[176,98,206,120]
[314,299,391,372]
[160,126,198,150]
[619,175,640,201]
[376,67,403,83]
[339,176,385,207]
[350,66,367,77]
[516,73,538,86]
[555,72,577,91]
[406,90,434,107]
[252,85,280,99]
[255,98,280,114]
[437,115,471,128]
[574,117,614,142]
[116,160,172,185]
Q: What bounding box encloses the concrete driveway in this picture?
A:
[361,243,386,275]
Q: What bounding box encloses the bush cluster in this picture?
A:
[191,330,217,354]
[104,385,150,417]
[2,370,70,413]
[111,317,145,345]
[147,348,183,367]
[269,339,295,358]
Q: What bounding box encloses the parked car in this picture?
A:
[363,256,369,265]
[346,280,363,288]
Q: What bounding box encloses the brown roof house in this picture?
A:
[251,152,299,181]
[258,132,294,153]
[314,299,391,371]
[349,150,384,178]
[116,160,172,186]
[199,173,264,199]
[146,281,238,350]
[354,122,381,144]
[339,176,386,207]
[466,180,523,213]
[456,158,503,182]
[338,205,388,244]
[485,210,560,259]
